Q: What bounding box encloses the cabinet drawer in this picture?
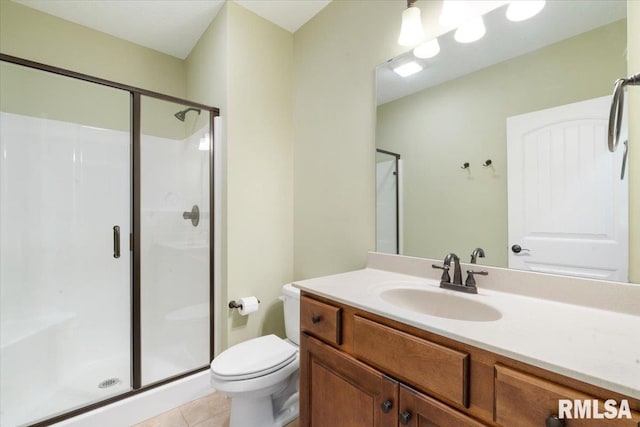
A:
[495,365,640,427]
[353,316,469,407]
[300,296,342,346]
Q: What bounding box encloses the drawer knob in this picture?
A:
[380,400,393,413]
[545,415,565,427]
[311,315,321,324]
[399,411,412,425]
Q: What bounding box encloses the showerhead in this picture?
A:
[174,107,201,122]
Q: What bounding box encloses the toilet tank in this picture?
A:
[282,283,300,345]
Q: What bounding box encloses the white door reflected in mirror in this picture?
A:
[507,96,628,281]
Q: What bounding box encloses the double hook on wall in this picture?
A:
[460,159,493,170]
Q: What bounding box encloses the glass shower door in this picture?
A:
[139,96,211,385]
[0,61,132,426]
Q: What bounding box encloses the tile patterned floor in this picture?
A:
[132,391,299,427]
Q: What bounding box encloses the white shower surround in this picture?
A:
[0,112,213,426]
[140,125,211,385]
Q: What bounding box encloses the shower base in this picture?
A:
[2,354,130,427]
[3,354,207,427]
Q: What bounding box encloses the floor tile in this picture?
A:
[135,391,298,427]
[131,407,187,427]
[190,411,230,427]
[179,392,231,426]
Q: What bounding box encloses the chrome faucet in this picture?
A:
[470,247,485,264]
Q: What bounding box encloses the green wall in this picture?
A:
[293,1,404,280]
[186,2,294,349]
[376,20,626,267]
[0,61,130,132]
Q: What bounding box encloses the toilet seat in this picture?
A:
[210,334,297,381]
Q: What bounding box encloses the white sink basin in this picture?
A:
[379,287,502,321]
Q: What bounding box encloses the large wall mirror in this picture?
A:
[375,0,632,283]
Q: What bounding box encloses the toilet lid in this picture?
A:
[210,334,298,381]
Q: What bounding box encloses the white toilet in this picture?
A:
[210,284,300,427]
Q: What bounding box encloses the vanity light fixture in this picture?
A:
[393,61,423,78]
[413,38,440,59]
[506,0,546,22]
[398,0,425,47]
[454,16,486,43]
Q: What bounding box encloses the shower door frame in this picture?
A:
[376,148,401,254]
[0,53,219,426]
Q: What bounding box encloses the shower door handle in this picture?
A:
[113,225,121,259]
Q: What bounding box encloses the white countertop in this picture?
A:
[294,266,640,399]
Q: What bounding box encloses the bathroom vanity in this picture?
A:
[295,253,640,426]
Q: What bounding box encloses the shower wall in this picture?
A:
[140,97,211,384]
[0,111,132,426]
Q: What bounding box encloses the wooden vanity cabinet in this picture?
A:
[299,333,398,427]
[299,292,640,427]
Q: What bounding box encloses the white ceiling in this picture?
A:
[12,0,332,59]
[235,0,331,33]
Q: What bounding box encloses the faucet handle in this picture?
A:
[465,270,488,287]
[432,264,451,283]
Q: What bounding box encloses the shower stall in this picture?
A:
[0,54,218,427]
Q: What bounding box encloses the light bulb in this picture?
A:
[439,0,472,28]
[393,61,423,78]
[413,38,440,59]
[506,0,545,22]
[454,16,486,43]
[398,6,424,46]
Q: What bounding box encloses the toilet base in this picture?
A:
[229,394,276,427]
[227,378,299,427]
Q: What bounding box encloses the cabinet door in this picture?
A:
[398,385,488,427]
[300,333,398,427]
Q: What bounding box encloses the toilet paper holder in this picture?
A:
[228,299,261,310]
